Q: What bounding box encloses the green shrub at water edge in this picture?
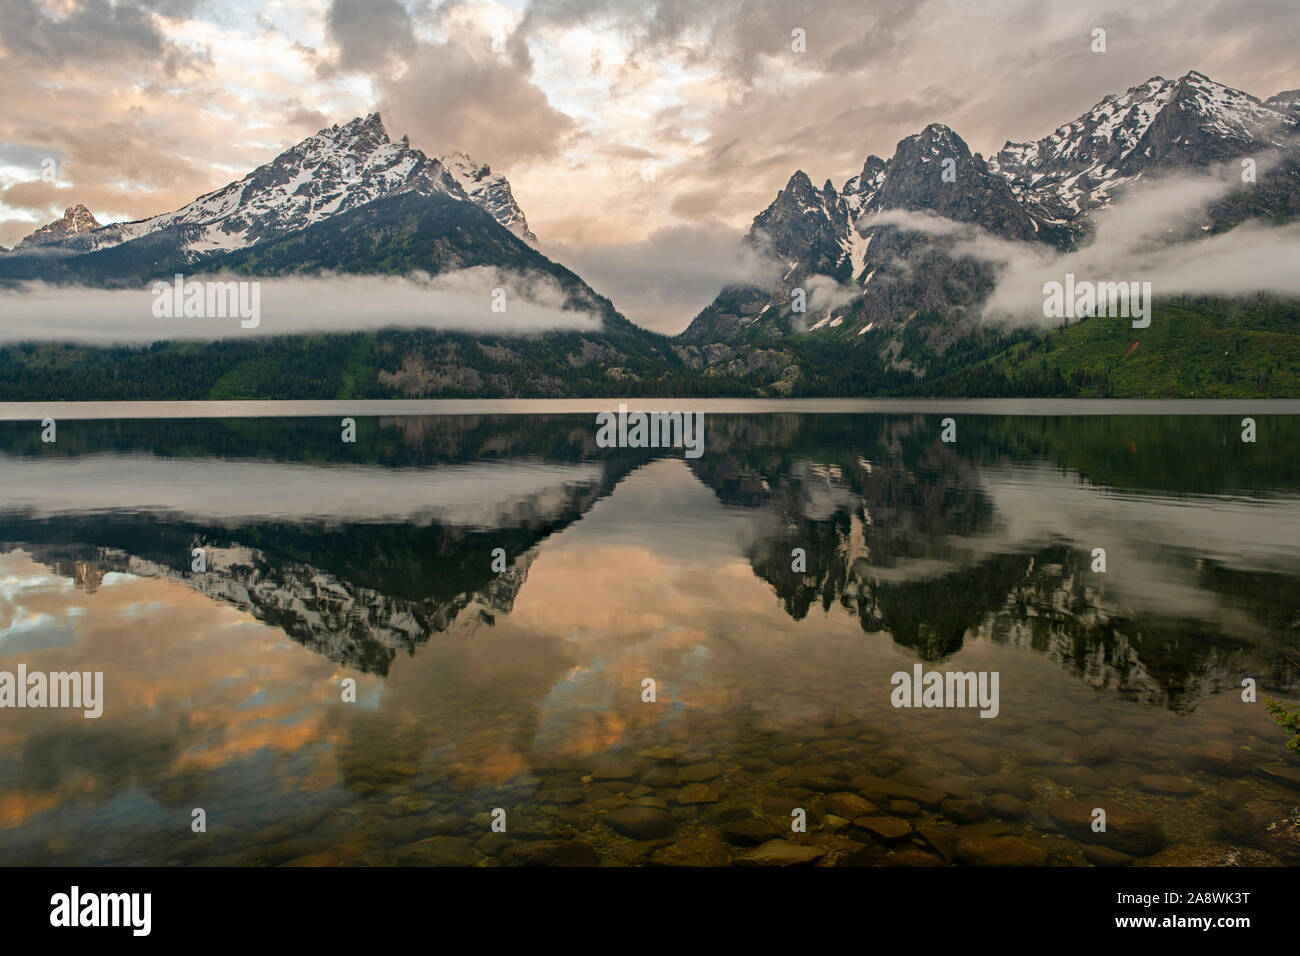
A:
[1264,698,1300,755]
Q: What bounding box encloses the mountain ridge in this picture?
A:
[2,70,1300,401]
[3,113,536,263]
[680,69,1300,352]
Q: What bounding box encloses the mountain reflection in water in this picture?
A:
[0,412,1297,867]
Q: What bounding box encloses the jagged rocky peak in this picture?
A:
[869,123,971,207]
[775,169,820,202]
[42,111,465,256]
[753,170,834,235]
[1154,70,1298,152]
[440,150,538,245]
[988,70,1298,227]
[314,111,391,152]
[1267,89,1300,117]
[991,75,1175,182]
[840,155,888,222]
[286,112,453,197]
[844,155,888,195]
[749,169,849,276]
[14,203,102,250]
[15,111,539,259]
[898,122,973,161]
[684,68,1300,347]
[869,122,1038,240]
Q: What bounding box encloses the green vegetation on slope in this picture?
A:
[4,296,1300,400]
[920,296,1300,398]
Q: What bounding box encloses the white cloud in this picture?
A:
[859,162,1300,326]
[0,268,601,345]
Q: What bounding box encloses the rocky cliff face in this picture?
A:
[2,114,537,261]
[682,71,1300,352]
[992,71,1298,234]
[13,203,102,251]
[441,151,538,245]
[1267,89,1300,118]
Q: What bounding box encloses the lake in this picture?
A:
[0,407,1297,866]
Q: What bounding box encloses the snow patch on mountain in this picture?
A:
[683,70,1300,344]
[441,151,538,245]
[989,72,1298,225]
[7,114,539,260]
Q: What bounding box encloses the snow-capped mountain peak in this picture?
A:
[94,112,465,255]
[13,113,538,259]
[439,151,538,245]
[683,69,1300,344]
[988,71,1298,226]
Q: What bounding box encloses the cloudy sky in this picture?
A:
[1,0,1297,333]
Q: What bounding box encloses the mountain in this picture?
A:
[1268,89,1300,118]
[0,113,534,266]
[0,112,685,398]
[991,71,1298,234]
[0,189,685,400]
[441,151,538,245]
[12,203,102,251]
[681,70,1300,358]
[3,72,1300,401]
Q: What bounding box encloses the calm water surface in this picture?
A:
[0,412,1297,866]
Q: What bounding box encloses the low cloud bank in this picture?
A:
[857,157,1300,326]
[0,267,602,345]
[788,274,860,332]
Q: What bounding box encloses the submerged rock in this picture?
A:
[736,840,825,866]
[1046,800,1165,856]
[1082,845,1133,867]
[955,836,1048,867]
[826,792,877,819]
[702,800,751,824]
[641,767,680,788]
[675,784,720,804]
[591,758,643,781]
[678,761,722,783]
[650,833,732,867]
[1136,774,1199,796]
[977,770,1040,801]
[393,836,477,866]
[1046,765,1109,792]
[500,840,600,866]
[1186,741,1255,776]
[940,798,988,824]
[1134,843,1282,867]
[1255,764,1300,791]
[849,773,944,808]
[604,806,677,840]
[637,746,682,761]
[535,788,586,805]
[887,846,946,866]
[722,817,780,846]
[982,793,1028,820]
[853,816,913,843]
